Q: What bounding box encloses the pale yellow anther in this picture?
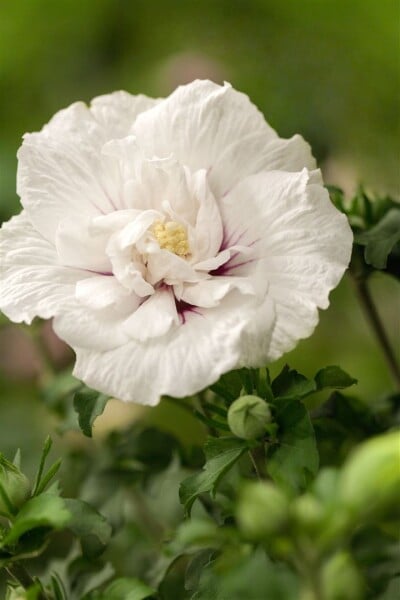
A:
[152,220,190,257]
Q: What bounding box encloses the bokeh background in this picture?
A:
[0,0,399,474]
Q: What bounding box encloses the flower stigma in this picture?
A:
[152,220,190,257]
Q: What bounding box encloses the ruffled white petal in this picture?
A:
[90,91,160,139]
[55,216,112,273]
[75,276,131,310]
[0,212,84,323]
[17,92,158,242]
[209,132,317,197]
[178,276,256,308]
[72,292,253,405]
[133,80,277,176]
[124,288,179,341]
[17,128,120,242]
[221,169,353,361]
[53,292,140,352]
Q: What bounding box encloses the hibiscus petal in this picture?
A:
[0,212,84,323]
[124,288,179,341]
[17,93,158,242]
[55,216,112,273]
[90,91,160,139]
[221,169,353,360]
[72,292,252,405]
[178,276,256,308]
[53,293,140,352]
[210,132,318,197]
[75,276,131,310]
[17,128,120,242]
[133,80,277,176]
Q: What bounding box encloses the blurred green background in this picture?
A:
[0,0,399,470]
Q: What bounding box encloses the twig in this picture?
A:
[351,276,400,388]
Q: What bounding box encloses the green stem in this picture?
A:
[352,276,400,388]
[249,445,266,479]
[198,393,218,437]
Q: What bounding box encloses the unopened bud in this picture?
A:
[228,395,271,440]
[339,431,400,518]
[236,481,289,540]
[0,454,31,517]
[292,493,325,533]
[321,552,364,600]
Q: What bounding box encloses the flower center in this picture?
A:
[152,220,190,257]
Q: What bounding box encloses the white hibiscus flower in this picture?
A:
[0,80,353,405]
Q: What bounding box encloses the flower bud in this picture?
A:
[321,552,364,600]
[227,395,271,440]
[0,454,31,517]
[236,481,289,540]
[339,431,400,518]
[292,493,325,534]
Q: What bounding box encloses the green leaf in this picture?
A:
[210,370,247,402]
[267,399,319,494]
[109,426,179,475]
[194,546,298,600]
[272,365,316,399]
[34,458,62,496]
[100,578,155,600]
[73,388,109,437]
[185,549,215,592]
[171,519,219,553]
[70,557,115,599]
[179,437,248,515]
[378,577,400,600]
[315,366,357,390]
[356,208,400,268]
[32,436,53,495]
[2,493,71,546]
[63,498,112,558]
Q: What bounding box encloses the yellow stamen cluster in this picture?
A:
[152,220,190,257]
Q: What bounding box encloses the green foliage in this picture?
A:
[73,388,109,438]
[267,398,319,494]
[91,577,155,600]
[329,187,400,279]
[180,437,248,515]
[356,209,400,270]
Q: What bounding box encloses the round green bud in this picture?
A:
[0,455,31,517]
[228,395,271,440]
[339,431,400,519]
[321,552,364,600]
[236,481,289,540]
[292,493,325,534]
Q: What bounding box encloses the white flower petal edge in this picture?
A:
[0,211,86,324]
[218,169,353,363]
[73,292,258,406]
[0,80,353,405]
[17,93,159,242]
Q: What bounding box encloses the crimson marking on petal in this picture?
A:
[175,299,202,325]
[82,269,114,276]
[220,227,248,251]
[210,257,258,277]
